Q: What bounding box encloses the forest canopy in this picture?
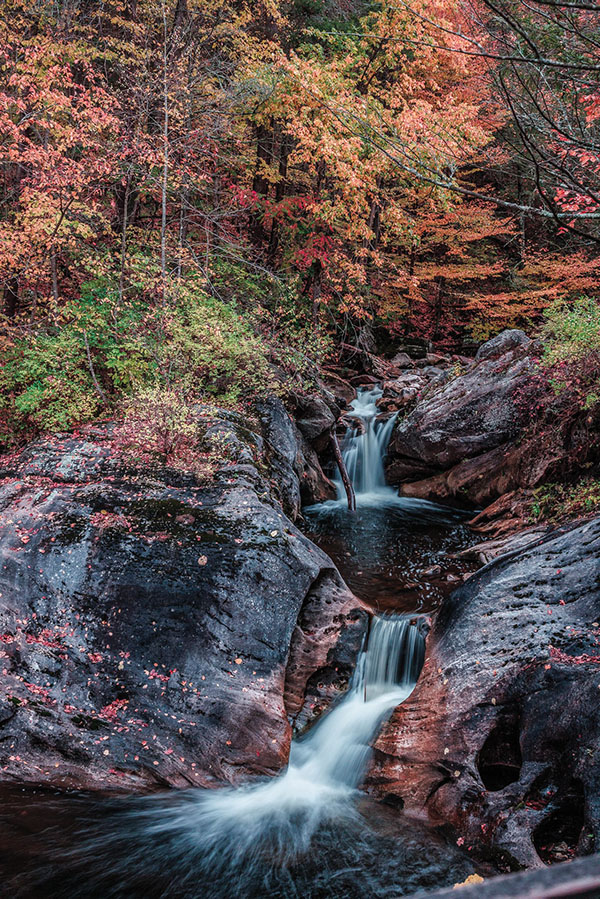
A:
[1,0,599,445]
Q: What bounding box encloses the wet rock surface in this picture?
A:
[386,331,537,489]
[257,396,336,512]
[0,409,362,792]
[289,391,339,451]
[415,853,600,898]
[474,329,530,362]
[384,329,599,525]
[368,516,600,869]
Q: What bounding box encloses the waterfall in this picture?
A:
[289,616,424,788]
[111,617,425,886]
[334,386,399,504]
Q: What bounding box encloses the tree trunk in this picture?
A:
[432,276,445,343]
[251,123,273,246]
[267,127,291,265]
[160,0,169,302]
[366,176,383,250]
[517,169,527,266]
[177,177,189,280]
[3,276,19,318]
[172,0,188,31]
[312,259,322,326]
[404,238,418,336]
[51,250,59,302]
[119,173,131,301]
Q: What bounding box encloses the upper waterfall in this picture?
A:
[333,386,399,505]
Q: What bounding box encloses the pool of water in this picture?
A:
[0,497,478,899]
[304,498,475,612]
[0,386,482,898]
[0,785,479,898]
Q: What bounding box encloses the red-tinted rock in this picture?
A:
[386,329,600,529]
[368,517,600,869]
[320,371,357,407]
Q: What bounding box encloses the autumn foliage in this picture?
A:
[0,0,599,446]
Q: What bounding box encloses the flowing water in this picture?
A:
[333,386,400,503]
[1,386,479,897]
[2,618,476,898]
[305,386,475,611]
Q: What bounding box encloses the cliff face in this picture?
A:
[0,406,364,792]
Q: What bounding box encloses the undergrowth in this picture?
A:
[0,262,330,452]
[530,478,600,523]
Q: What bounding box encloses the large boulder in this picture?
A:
[416,854,600,899]
[368,517,600,869]
[0,412,363,793]
[386,328,600,522]
[319,370,357,408]
[379,368,451,415]
[292,392,338,449]
[382,330,589,520]
[257,397,336,513]
[387,331,537,479]
[475,329,530,362]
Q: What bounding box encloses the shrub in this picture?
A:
[208,258,332,389]
[542,297,600,364]
[540,297,600,412]
[161,282,277,404]
[114,388,217,480]
[0,328,103,444]
[0,283,154,446]
[0,272,279,449]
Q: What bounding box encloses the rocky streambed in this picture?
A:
[0,403,364,792]
[0,331,599,896]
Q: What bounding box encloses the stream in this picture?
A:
[1,388,481,898]
[304,386,475,612]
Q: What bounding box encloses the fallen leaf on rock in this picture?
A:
[453,874,484,889]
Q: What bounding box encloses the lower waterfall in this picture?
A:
[128,617,424,875]
[15,617,430,899]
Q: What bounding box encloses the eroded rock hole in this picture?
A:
[477,709,522,792]
[533,779,587,865]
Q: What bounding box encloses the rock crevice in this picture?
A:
[368,516,600,869]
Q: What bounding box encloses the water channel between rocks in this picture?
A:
[1,387,482,898]
[304,385,475,612]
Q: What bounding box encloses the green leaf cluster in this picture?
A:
[0,271,278,448]
[530,478,600,523]
[542,297,600,365]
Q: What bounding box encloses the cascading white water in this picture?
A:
[289,616,424,787]
[135,617,424,877]
[4,400,481,898]
[35,617,432,898]
[9,400,481,897]
[334,386,399,505]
